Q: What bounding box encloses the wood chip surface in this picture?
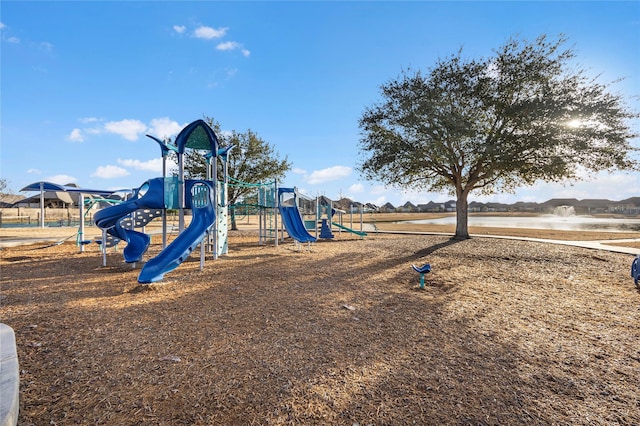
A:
[1,227,639,425]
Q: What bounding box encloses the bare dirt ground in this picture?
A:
[1,218,640,425]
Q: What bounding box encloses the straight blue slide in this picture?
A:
[279,205,317,243]
[138,183,215,283]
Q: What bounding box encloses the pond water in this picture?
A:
[402,215,640,232]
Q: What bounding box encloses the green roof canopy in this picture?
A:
[175,119,219,154]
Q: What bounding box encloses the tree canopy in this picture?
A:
[182,116,291,229]
[358,35,639,239]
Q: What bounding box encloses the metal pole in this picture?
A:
[316,194,320,239]
[273,179,284,247]
[274,180,279,247]
[102,229,107,267]
[39,182,45,228]
[212,154,218,260]
[200,241,205,270]
[350,204,353,229]
[162,153,167,249]
[79,194,85,252]
[178,153,185,232]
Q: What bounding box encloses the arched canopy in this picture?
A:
[20,182,117,195]
[175,119,219,155]
[19,181,123,228]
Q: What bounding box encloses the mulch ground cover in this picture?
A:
[1,230,639,425]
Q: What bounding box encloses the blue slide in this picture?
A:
[279,205,317,243]
[138,182,215,283]
[94,178,165,263]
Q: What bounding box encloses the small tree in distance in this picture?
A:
[0,178,11,194]
[358,34,639,239]
[182,116,291,230]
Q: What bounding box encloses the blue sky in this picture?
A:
[2,1,639,206]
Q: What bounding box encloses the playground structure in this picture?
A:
[94,119,226,283]
[280,190,368,242]
[19,119,368,283]
[92,119,317,282]
[227,177,279,247]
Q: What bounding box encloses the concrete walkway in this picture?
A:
[0,235,76,249]
[362,226,640,256]
[0,324,19,426]
[479,235,640,255]
[0,227,173,249]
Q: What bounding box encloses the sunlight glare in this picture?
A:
[567,119,583,128]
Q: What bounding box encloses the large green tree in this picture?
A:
[358,35,639,239]
[182,116,291,230]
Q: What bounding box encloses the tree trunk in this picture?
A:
[454,190,470,239]
[230,209,238,231]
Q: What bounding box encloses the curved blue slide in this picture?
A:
[138,183,215,283]
[279,205,317,243]
[94,178,165,263]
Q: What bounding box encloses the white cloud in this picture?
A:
[348,183,364,193]
[370,185,389,195]
[67,128,84,142]
[216,41,250,56]
[85,127,102,135]
[194,26,227,40]
[1,23,19,43]
[292,168,307,175]
[306,166,352,184]
[64,116,187,144]
[45,174,77,185]
[104,119,147,141]
[27,168,42,175]
[468,169,640,204]
[218,130,233,138]
[39,41,53,52]
[117,158,164,173]
[91,165,130,179]
[531,172,639,201]
[216,41,239,51]
[371,196,387,206]
[173,25,186,34]
[148,117,183,139]
[430,169,640,205]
